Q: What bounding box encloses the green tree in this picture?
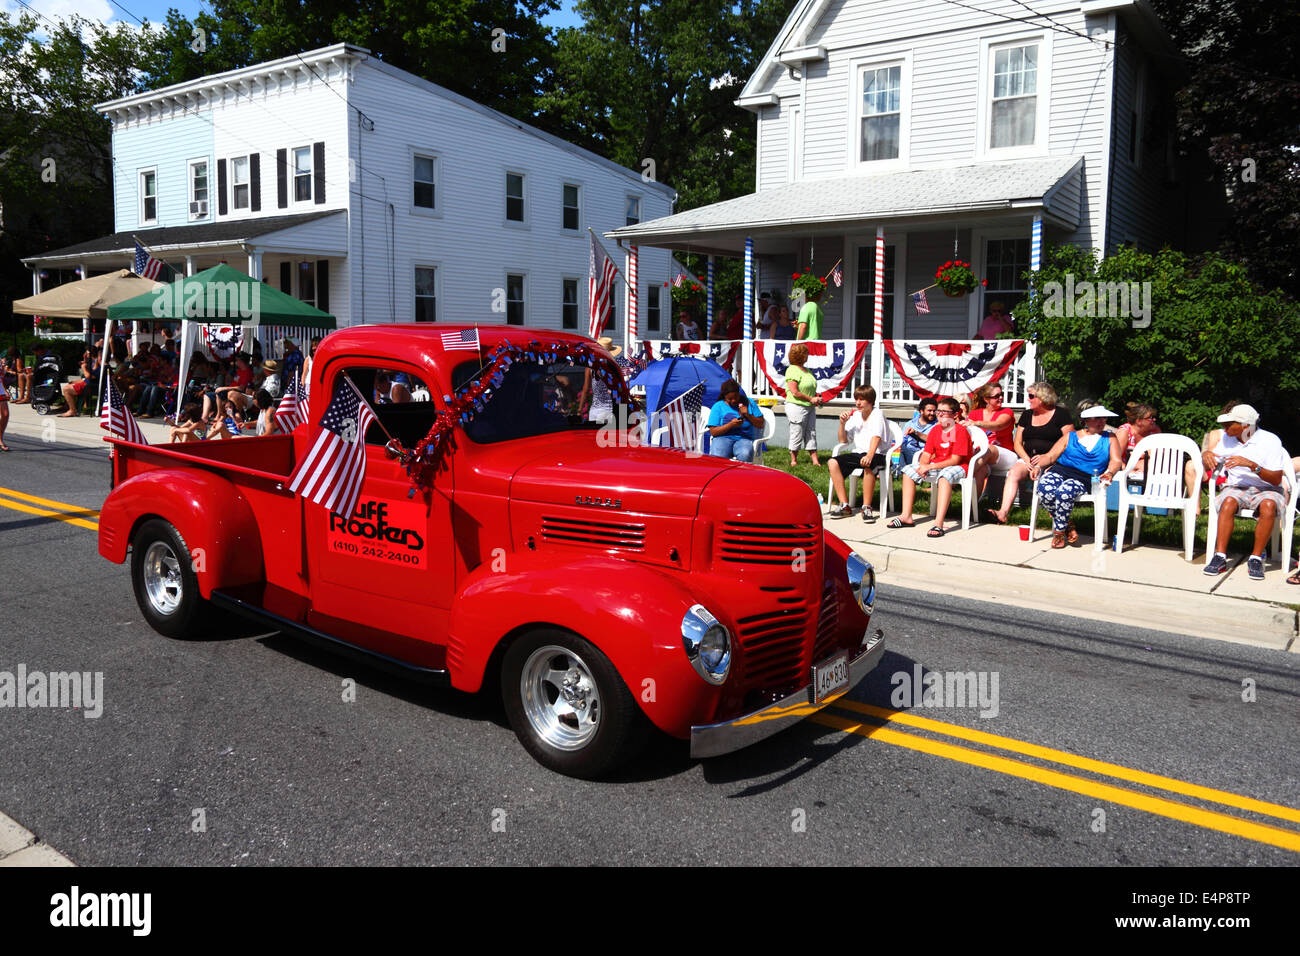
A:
[1018,245,1300,447]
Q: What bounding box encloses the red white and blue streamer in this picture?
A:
[754,340,870,402]
[881,339,1024,398]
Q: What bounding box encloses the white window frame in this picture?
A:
[971,225,1032,336]
[625,194,641,227]
[561,276,580,330]
[187,159,209,221]
[230,154,251,211]
[505,171,527,226]
[411,149,440,217]
[139,167,158,225]
[846,52,912,172]
[505,271,527,325]
[414,263,439,322]
[976,34,1051,161]
[562,182,581,232]
[291,145,313,205]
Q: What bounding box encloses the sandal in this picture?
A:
[1288,570,1300,586]
[1066,521,1079,544]
[927,526,946,537]
[886,517,914,529]
[1051,531,1067,549]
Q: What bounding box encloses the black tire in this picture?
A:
[129,519,206,639]
[32,399,51,415]
[501,629,647,779]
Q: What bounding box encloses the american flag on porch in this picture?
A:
[912,289,931,314]
[100,376,147,445]
[589,233,618,339]
[830,263,843,287]
[133,241,165,281]
[658,383,705,451]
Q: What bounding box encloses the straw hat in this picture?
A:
[597,336,622,359]
[262,359,281,372]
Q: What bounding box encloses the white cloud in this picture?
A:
[1,0,117,28]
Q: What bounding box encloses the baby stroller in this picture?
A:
[29,353,64,416]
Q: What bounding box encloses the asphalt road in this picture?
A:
[1,431,1297,866]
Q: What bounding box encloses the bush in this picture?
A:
[1018,245,1300,447]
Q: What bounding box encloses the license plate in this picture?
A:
[812,652,850,704]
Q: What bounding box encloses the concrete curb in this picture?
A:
[857,541,1299,651]
[0,812,75,867]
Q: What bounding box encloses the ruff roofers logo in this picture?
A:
[327,498,427,568]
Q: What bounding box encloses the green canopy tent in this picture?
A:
[104,263,336,407]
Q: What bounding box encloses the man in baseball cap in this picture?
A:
[1201,403,1290,580]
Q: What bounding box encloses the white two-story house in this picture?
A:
[24,43,675,339]
[610,0,1216,344]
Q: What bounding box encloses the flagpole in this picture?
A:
[586,227,634,293]
[820,259,844,285]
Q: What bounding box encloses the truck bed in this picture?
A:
[110,432,298,485]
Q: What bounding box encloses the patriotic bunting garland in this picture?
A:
[753,340,870,402]
[881,339,1024,398]
[646,339,741,371]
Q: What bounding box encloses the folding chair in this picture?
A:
[1028,475,1109,552]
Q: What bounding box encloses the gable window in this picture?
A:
[562,278,578,329]
[506,273,525,324]
[860,65,902,162]
[293,146,312,202]
[188,161,208,220]
[563,184,580,231]
[625,195,641,227]
[139,169,157,224]
[990,44,1039,149]
[415,266,437,321]
[506,173,525,222]
[414,154,437,209]
[231,155,250,210]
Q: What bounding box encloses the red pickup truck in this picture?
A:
[98,325,883,778]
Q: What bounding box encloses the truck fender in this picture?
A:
[447,552,716,738]
[98,469,265,599]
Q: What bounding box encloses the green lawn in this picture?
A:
[764,448,1263,554]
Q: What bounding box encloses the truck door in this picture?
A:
[305,364,455,665]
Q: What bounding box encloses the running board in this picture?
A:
[210,588,452,687]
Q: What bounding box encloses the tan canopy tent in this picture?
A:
[12,269,164,319]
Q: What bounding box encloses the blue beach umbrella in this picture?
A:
[628,355,736,412]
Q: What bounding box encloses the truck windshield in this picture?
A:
[454,359,612,444]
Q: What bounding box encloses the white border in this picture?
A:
[845,50,913,173]
[975,32,1052,162]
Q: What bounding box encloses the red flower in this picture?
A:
[981,279,988,286]
[792,273,800,280]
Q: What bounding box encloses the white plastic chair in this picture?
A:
[826,420,902,517]
[896,424,985,531]
[752,407,776,465]
[1206,448,1296,567]
[1114,434,1203,561]
[1028,473,1109,552]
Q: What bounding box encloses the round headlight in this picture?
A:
[845,552,876,614]
[682,604,732,685]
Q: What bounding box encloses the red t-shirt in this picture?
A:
[727,311,743,339]
[922,423,974,475]
[232,366,253,388]
[969,406,1015,448]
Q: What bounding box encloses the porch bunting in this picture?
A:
[645,339,741,371]
[882,339,1024,398]
[754,340,869,401]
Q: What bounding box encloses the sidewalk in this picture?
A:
[0,811,74,867]
[3,400,172,448]
[828,507,1299,651]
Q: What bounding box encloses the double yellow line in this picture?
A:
[817,699,1300,853]
[0,486,100,531]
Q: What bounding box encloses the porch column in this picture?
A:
[742,238,754,394]
[32,268,41,294]
[706,256,715,327]
[79,261,89,344]
[185,255,195,276]
[625,245,638,355]
[870,226,885,395]
[246,248,263,358]
[1029,213,1043,308]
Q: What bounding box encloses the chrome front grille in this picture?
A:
[540,516,647,552]
[813,581,839,663]
[735,603,812,690]
[717,521,820,566]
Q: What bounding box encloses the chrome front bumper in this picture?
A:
[690,630,885,759]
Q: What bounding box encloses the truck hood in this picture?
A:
[509,435,739,517]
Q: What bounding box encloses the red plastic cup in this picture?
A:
[1018,524,1030,541]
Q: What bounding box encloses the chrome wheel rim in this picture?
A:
[519,645,601,751]
[143,540,183,616]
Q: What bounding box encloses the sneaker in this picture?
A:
[1204,553,1229,575]
[861,507,877,523]
[829,503,853,519]
[1247,555,1264,580]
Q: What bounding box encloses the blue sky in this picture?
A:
[2,0,584,32]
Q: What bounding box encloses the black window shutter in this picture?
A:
[217,159,228,215]
[276,148,288,209]
[317,260,329,313]
[313,141,325,204]
[249,153,261,211]
[279,261,291,292]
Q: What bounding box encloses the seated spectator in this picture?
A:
[252,388,280,436]
[828,386,890,521]
[898,397,938,468]
[58,349,100,417]
[213,354,254,417]
[1030,405,1123,548]
[706,379,763,463]
[977,301,1014,339]
[675,310,702,341]
[137,355,176,418]
[1115,403,1161,476]
[988,381,1073,524]
[169,403,205,443]
[957,399,970,423]
[968,382,1017,500]
[709,307,730,340]
[1201,404,1290,581]
[773,306,796,340]
[888,396,972,536]
[257,359,283,400]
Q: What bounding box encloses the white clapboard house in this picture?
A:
[610,0,1219,406]
[23,43,675,342]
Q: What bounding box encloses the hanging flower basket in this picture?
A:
[935,260,986,297]
[790,271,827,301]
[670,280,705,310]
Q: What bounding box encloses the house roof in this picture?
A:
[606,156,1084,253]
[22,210,344,264]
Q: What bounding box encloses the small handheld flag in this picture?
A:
[441,328,480,352]
[100,376,148,445]
[912,290,931,314]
